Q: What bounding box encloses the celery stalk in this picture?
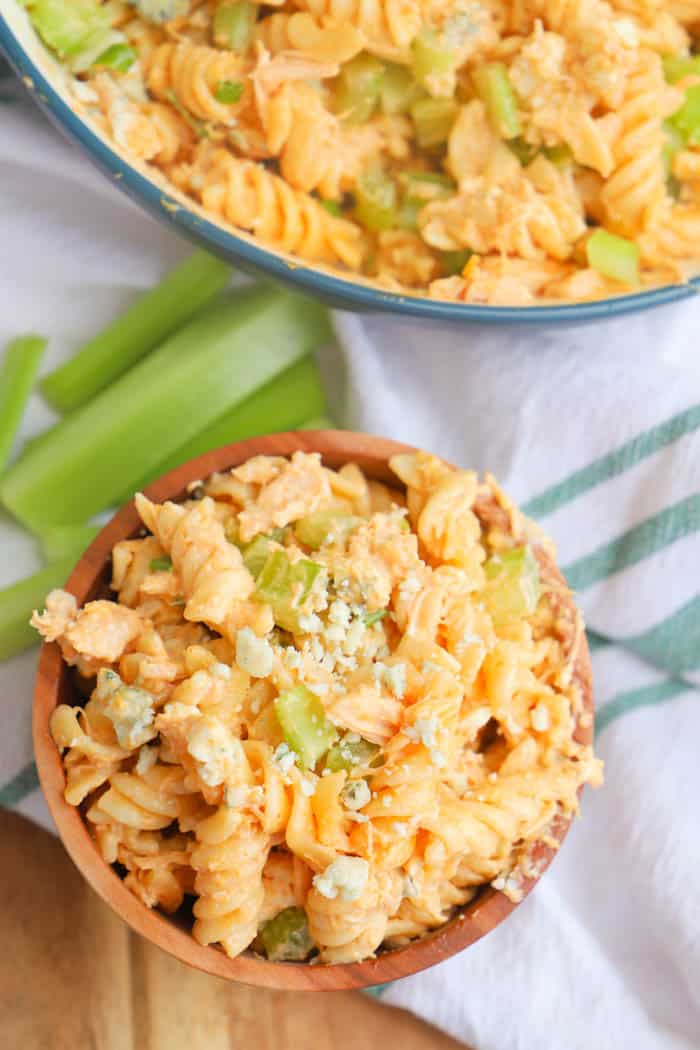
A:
[669,84,700,146]
[26,0,111,57]
[1,289,331,530]
[473,63,521,139]
[334,53,385,124]
[410,97,458,148]
[663,54,700,84]
[586,229,640,286]
[412,29,456,94]
[0,557,75,662]
[380,63,421,115]
[354,170,397,232]
[483,545,541,625]
[117,356,328,499]
[255,550,322,632]
[260,907,313,961]
[0,335,46,474]
[294,511,359,550]
[441,249,472,276]
[324,734,379,773]
[39,523,100,561]
[274,685,338,768]
[40,251,230,413]
[213,1,258,51]
[297,416,334,430]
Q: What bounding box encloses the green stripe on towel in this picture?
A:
[624,596,700,675]
[0,761,39,807]
[524,405,700,519]
[596,680,692,735]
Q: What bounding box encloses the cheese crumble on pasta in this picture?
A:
[36,451,602,965]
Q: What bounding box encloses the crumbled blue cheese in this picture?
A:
[273,742,298,776]
[96,670,156,750]
[236,627,273,678]
[284,646,302,670]
[210,661,232,680]
[313,856,369,901]
[398,574,422,602]
[404,716,438,749]
[135,743,159,775]
[130,0,192,23]
[383,663,407,698]
[187,718,242,787]
[298,612,323,634]
[328,599,352,628]
[224,785,249,808]
[530,702,550,732]
[300,774,317,797]
[341,779,371,810]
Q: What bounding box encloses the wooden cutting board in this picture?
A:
[0,810,463,1050]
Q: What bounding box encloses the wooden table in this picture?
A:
[1,811,463,1050]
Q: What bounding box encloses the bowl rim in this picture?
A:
[33,429,594,991]
[1,4,698,325]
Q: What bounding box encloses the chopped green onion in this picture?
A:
[441,249,472,276]
[294,511,359,550]
[93,41,136,71]
[354,170,398,232]
[363,609,387,627]
[119,355,329,499]
[410,97,458,148]
[2,289,330,531]
[324,734,380,773]
[508,136,538,166]
[0,557,76,662]
[663,54,700,84]
[149,555,172,572]
[334,53,385,124]
[0,335,46,475]
[38,523,99,562]
[274,685,338,768]
[411,28,456,94]
[255,550,323,632]
[41,251,230,413]
[380,62,422,115]
[473,63,521,139]
[213,0,258,51]
[586,228,640,286]
[260,907,314,962]
[214,79,244,104]
[320,198,343,217]
[669,84,700,146]
[483,545,541,625]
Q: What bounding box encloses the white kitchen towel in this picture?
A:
[1,68,699,1050]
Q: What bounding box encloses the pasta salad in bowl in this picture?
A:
[2,0,700,318]
[33,432,602,988]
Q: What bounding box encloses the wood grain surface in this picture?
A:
[0,810,465,1050]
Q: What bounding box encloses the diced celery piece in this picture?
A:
[663,54,700,84]
[441,249,472,276]
[213,0,258,50]
[324,734,380,773]
[150,555,172,572]
[241,535,278,578]
[293,511,359,550]
[255,550,322,632]
[320,199,342,217]
[411,29,456,92]
[410,97,458,148]
[380,62,421,115]
[0,557,76,662]
[274,685,338,768]
[397,197,422,231]
[586,228,640,286]
[542,143,572,166]
[473,63,521,139]
[669,84,700,146]
[214,80,244,104]
[363,609,387,627]
[483,545,541,625]
[94,42,136,71]
[0,335,46,475]
[404,170,456,191]
[508,137,538,165]
[260,906,314,961]
[354,169,397,232]
[27,0,111,57]
[334,53,385,124]
[663,120,685,176]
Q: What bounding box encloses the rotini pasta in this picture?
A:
[41,450,601,965]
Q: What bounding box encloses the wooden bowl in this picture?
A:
[33,430,594,991]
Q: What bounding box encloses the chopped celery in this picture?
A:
[320,199,343,217]
[214,79,244,104]
[669,84,700,146]
[2,289,330,530]
[334,53,385,124]
[473,63,521,139]
[39,523,99,561]
[93,42,136,71]
[397,197,422,231]
[410,97,458,148]
[441,249,472,276]
[255,550,322,632]
[260,906,314,962]
[412,29,456,93]
[240,535,278,578]
[149,555,172,572]
[213,1,258,51]
[380,62,421,115]
[0,557,76,662]
[542,143,572,166]
[274,685,338,768]
[508,136,538,165]
[0,335,46,474]
[354,170,397,232]
[586,228,640,286]
[41,251,230,413]
[293,511,359,550]
[663,120,685,176]
[403,170,456,191]
[663,54,700,84]
[119,355,329,499]
[324,734,380,773]
[363,609,387,627]
[483,545,541,625]
[26,0,111,58]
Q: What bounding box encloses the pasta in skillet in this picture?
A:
[35,451,601,965]
[20,0,700,304]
